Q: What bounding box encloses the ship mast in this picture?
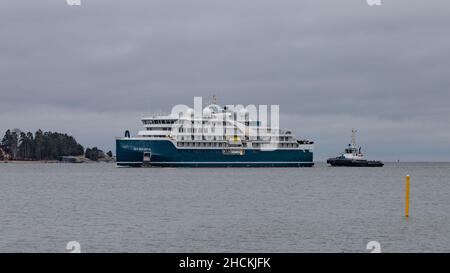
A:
[351,128,357,148]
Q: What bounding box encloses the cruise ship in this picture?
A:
[116,98,314,167]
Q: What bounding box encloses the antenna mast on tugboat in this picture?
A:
[351,128,357,148]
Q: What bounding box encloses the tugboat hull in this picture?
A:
[326,158,384,167]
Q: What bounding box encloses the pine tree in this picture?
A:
[1,130,12,154]
[34,129,44,160]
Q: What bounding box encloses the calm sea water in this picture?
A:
[1,162,449,253]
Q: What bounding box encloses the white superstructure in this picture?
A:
[137,104,313,151]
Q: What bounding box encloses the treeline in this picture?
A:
[1,129,84,161]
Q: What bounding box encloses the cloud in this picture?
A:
[1,0,449,160]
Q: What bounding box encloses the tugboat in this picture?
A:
[327,129,383,167]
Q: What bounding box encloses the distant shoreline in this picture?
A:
[1,160,59,164]
[1,159,114,164]
[1,129,113,165]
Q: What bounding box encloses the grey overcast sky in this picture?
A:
[1,0,449,161]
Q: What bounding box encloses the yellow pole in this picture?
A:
[405,175,410,218]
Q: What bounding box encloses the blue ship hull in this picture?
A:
[116,139,314,167]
